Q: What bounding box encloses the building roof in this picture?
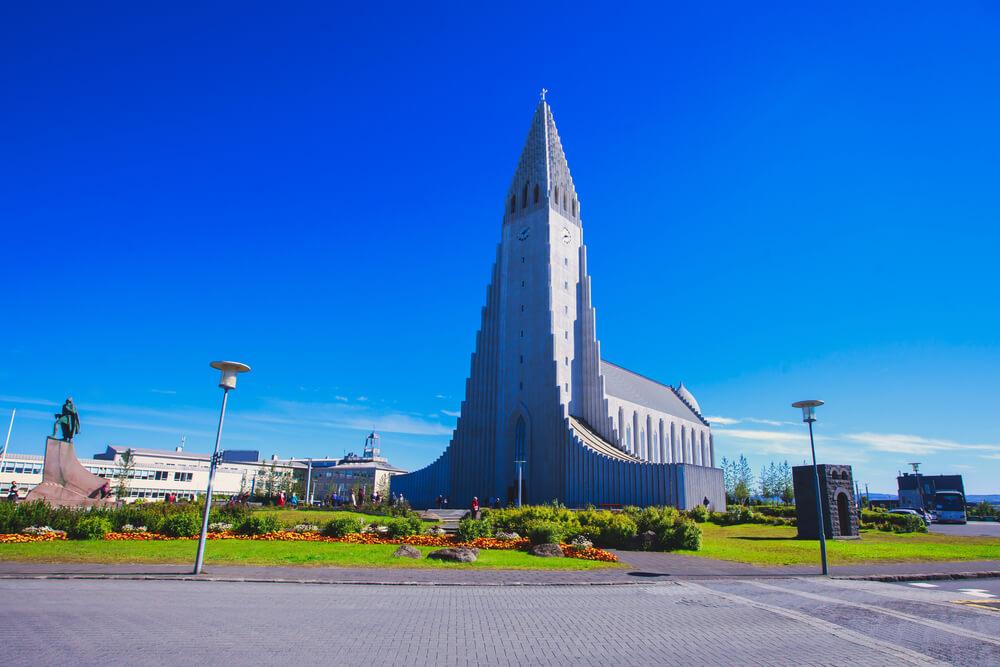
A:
[506,97,579,223]
[600,360,709,427]
[95,444,306,468]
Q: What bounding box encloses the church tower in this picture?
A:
[393,95,724,510]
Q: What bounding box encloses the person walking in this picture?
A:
[6,481,18,501]
[470,496,480,520]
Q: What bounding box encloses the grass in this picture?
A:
[0,539,616,570]
[679,522,1000,566]
[253,508,437,528]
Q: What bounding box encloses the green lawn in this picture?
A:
[679,522,1000,566]
[252,508,437,528]
[0,540,616,570]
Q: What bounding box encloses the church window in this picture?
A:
[565,357,569,366]
[520,330,524,338]
[520,304,525,312]
[563,281,568,290]
[521,257,525,263]
[510,195,516,214]
[519,355,523,364]
[564,257,568,266]
[553,185,559,202]
[521,280,525,287]
[519,381,523,390]
[565,382,569,392]
[564,305,568,314]
[522,182,528,209]
[564,331,568,339]
[573,200,578,217]
[514,417,526,461]
[533,184,539,204]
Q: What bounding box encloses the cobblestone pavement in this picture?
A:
[2,577,997,665]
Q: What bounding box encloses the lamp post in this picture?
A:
[792,399,828,576]
[194,360,250,575]
[514,459,525,508]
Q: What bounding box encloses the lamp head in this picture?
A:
[791,399,824,423]
[210,360,251,390]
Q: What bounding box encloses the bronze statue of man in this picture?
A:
[53,397,81,442]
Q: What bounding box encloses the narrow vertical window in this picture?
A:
[533,184,540,204]
[522,182,528,209]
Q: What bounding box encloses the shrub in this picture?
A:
[235,513,280,536]
[860,510,926,533]
[667,521,702,550]
[576,510,638,548]
[70,516,113,540]
[160,512,201,537]
[525,520,564,545]
[457,518,493,542]
[384,516,422,538]
[322,516,363,538]
[687,505,708,523]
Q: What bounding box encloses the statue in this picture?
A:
[52,397,80,442]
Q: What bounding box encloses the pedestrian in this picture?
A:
[437,494,443,509]
[351,490,357,507]
[471,496,480,520]
[442,496,448,509]
[291,493,298,509]
[99,480,111,499]
[6,481,18,501]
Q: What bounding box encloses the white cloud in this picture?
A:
[356,396,369,402]
[434,394,447,399]
[0,394,59,407]
[150,389,177,395]
[441,409,461,418]
[713,429,808,443]
[842,432,997,455]
[704,415,740,425]
[745,418,798,427]
[334,396,349,402]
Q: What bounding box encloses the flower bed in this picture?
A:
[1,530,618,562]
[0,532,67,544]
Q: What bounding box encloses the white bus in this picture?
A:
[932,491,967,524]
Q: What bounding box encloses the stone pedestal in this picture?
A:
[793,464,859,539]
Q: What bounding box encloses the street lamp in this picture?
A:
[792,399,828,576]
[194,360,251,575]
[514,459,525,508]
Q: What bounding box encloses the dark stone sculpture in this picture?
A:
[52,397,80,442]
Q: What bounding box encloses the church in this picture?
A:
[393,96,725,510]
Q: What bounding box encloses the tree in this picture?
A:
[115,448,136,501]
[264,462,279,499]
[778,461,794,505]
[720,456,735,502]
[758,464,773,502]
[734,454,752,505]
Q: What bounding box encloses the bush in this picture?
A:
[661,520,702,551]
[160,512,201,537]
[234,513,280,536]
[576,510,638,548]
[322,516,363,538]
[525,520,564,545]
[383,515,423,538]
[70,515,113,540]
[860,510,927,533]
[457,518,493,542]
[687,505,708,523]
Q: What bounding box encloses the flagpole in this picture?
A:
[0,408,15,474]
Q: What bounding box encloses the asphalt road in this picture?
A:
[929,522,1000,537]
[2,577,997,666]
[897,577,1000,599]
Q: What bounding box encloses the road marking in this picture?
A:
[957,588,996,598]
[908,582,938,588]
[746,581,1000,648]
[678,581,943,666]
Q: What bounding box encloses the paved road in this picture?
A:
[2,577,997,665]
[897,577,1000,599]
[929,522,1000,537]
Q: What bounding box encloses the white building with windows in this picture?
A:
[392,97,724,509]
[1,444,304,502]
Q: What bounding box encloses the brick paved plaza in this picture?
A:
[3,577,997,665]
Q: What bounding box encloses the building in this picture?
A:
[300,432,407,504]
[392,96,725,509]
[1,443,305,502]
[897,472,965,510]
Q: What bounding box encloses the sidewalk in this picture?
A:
[1,554,997,585]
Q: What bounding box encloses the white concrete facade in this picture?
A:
[392,98,724,509]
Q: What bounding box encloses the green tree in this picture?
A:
[114,448,136,502]
[734,454,752,505]
[778,461,794,505]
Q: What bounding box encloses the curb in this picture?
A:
[834,571,1000,583]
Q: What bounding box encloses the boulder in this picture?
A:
[392,544,422,559]
[636,530,658,550]
[529,543,564,558]
[427,547,479,563]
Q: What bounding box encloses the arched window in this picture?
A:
[514,416,526,462]
[563,191,568,210]
[533,184,540,203]
[553,185,559,203]
[572,199,578,217]
[522,182,528,209]
[509,195,516,214]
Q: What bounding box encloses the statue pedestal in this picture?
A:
[23,438,116,508]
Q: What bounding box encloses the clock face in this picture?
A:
[561,228,572,244]
[516,226,530,241]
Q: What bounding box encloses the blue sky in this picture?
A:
[1,3,998,494]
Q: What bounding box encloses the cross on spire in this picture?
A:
[540,88,548,102]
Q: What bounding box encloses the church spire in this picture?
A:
[505,92,580,224]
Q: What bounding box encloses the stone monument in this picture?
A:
[793,464,859,539]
